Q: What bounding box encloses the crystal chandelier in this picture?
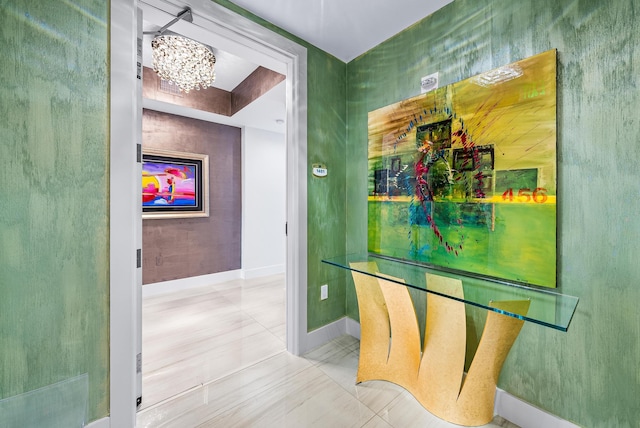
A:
[152,33,216,93]
[147,7,216,93]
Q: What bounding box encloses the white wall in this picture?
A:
[242,127,286,278]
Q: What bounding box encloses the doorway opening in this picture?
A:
[110,0,308,424]
[138,1,288,409]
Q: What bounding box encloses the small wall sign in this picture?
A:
[312,163,328,178]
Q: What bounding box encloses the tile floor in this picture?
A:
[136,274,519,428]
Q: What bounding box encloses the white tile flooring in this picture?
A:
[136,274,519,428]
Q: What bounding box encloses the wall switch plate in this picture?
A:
[320,284,328,300]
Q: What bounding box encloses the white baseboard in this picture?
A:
[345,316,361,339]
[142,270,243,297]
[305,317,350,352]
[494,388,580,428]
[85,416,109,428]
[242,264,285,279]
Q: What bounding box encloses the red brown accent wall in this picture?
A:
[142,109,241,284]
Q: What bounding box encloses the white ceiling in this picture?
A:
[228,0,454,62]
[140,0,453,133]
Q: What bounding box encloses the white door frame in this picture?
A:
[110,0,308,425]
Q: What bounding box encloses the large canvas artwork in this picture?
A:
[368,49,557,287]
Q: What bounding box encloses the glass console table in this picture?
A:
[322,253,579,426]
[323,253,578,331]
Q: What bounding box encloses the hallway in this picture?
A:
[136,274,518,427]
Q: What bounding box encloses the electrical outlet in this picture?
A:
[320,284,328,300]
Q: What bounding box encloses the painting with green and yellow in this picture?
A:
[367,49,557,287]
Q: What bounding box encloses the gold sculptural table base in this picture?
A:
[350,263,530,427]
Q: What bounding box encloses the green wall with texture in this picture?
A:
[0,0,109,422]
[213,1,349,331]
[305,50,348,330]
[346,0,640,426]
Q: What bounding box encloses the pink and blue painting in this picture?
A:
[367,50,557,287]
[142,149,208,218]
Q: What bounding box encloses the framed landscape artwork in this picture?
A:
[367,49,557,287]
[142,148,209,219]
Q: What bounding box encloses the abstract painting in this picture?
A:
[142,148,209,219]
[368,49,557,287]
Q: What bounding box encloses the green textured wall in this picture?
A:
[346,0,640,426]
[0,0,109,422]
[213,1,349,331]
[305,49,348,330]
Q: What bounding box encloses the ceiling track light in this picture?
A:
[146,7,216,93]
